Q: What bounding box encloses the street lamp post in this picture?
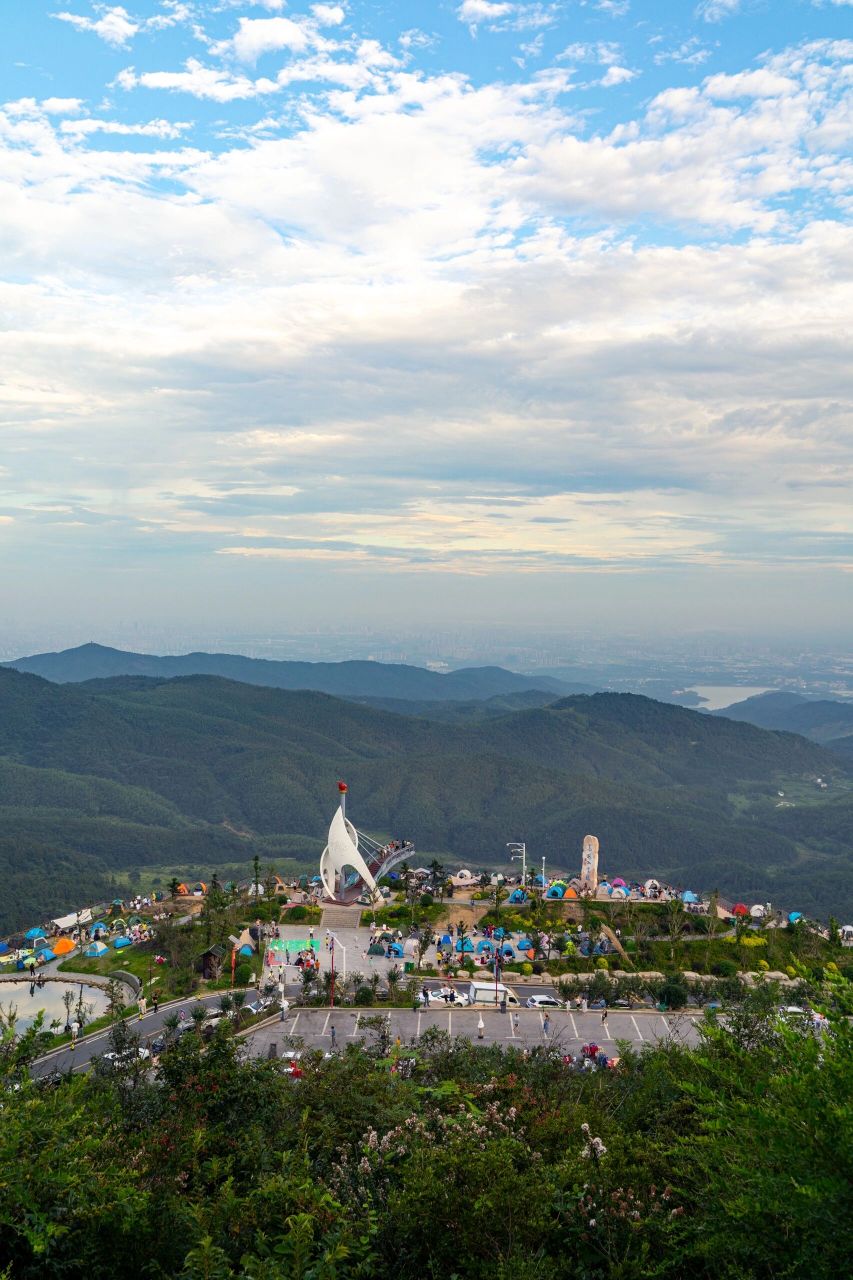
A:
[507,842,527,888]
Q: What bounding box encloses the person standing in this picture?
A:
[543,1013,551,1038]
[601,1007,608,1029]
[138,994,147,1020]
[513,1012,520,1036]
[152,993,159,1016]
[70,1020,79,1049]
[330,1024,337,1049]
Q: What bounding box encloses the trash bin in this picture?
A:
[404,962,414,973]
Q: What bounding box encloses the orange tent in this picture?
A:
[176,883,189,895]
[565,887,578,899]
[52,937,75,956]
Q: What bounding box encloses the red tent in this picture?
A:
[733,903,749,916]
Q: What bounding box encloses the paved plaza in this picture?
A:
[243,1006,707,1059]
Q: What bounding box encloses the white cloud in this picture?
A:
[703,69,799,98]
[311,3,346,25]
[695,0,741,20]
[227,17,315,62]
[115,59,278,101]
[458,0,513,29]
[60,116,189,138]
[599,65,637,87]
[596,1,630,14]
[54,6,139,48]
[6,96,85,115]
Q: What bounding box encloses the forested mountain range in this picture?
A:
[3,642,586,701]
[715,690,853,745]
[0,667,850,931]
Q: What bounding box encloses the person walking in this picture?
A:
[330,1024,337,1049]
[543,1013,551,1039]
[70,1020,79,1049]
[138,994,147,1020]
[152,993,159,1016]
[601,1007,608,1029]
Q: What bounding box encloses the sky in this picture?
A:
[1,1,852,646]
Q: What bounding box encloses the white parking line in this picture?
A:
[349,1014,360,1037]
[416,1011,421,1040]
[321,1012,331,1037]
[448,1009,452,1036]
[631,1015,644,1041]
[508,1011,516,1038]
[569,1012,578,1038]
[291,1012,300,1031]
[659,1016,670,1037]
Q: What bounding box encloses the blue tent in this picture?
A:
[476,939,494,953]
[0,941,9,955]
[455,938,474,953]
[546,885,565,899]
[532,875,545,887]
[90,922,108,937]
[517,937,533,951]
[788,911,803,924]
[36,948,56,962]
[440,934,452,947]
[387,942,403,958]
[500,944,515,959]
[493,926,505,939]
[85,940,109,958]
[239,944,253,956]
[113,936,132,949]
[682,890,699,904]
[25,927,46,941]
[508,889,527,904]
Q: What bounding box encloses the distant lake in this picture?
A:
[0,978,109,1032]
[689,685,772,711]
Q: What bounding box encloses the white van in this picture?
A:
[466,980,520,1008]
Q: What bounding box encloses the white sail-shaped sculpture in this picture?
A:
[319,805,379,902]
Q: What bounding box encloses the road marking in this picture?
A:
[508,1011,516,1038]
[448,1009,452,1036]
[321,1012,331,1037]
[631,1015,644,1041]
[349,1013,360,1037]
[569,1012,578,1038]
[291,1012,300,1031]
[416,1011,421,1040]
[659,1016,670,1037]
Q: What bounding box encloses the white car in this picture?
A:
[525,995,563,1010]
[416,987,470,1007]
[102,1046,151,1067]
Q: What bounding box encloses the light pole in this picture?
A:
[507,842,526,888]
[542,856,546,891]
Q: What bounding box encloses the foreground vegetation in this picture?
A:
[0,991,849,1280]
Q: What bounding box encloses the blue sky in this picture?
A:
[1,2,852,642]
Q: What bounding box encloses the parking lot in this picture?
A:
[244,1006,707,1058]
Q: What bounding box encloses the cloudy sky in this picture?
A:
[2,1,852,643]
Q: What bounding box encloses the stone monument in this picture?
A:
[580,834,599,893]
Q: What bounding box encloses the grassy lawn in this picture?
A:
[59,943,160,987]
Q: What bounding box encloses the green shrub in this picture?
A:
[520,962,533,976]
[234,963,252,987]
[353,986,373,1006]
[712,959,737,978]
[288,905,308,922]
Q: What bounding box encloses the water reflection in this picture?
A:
[0,979,110,1032]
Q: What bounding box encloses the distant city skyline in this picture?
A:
[2,3,852,638]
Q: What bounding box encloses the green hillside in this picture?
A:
[0,668,849,930]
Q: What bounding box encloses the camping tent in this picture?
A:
[750,904,766,919]
[508,889,527,905]
[389,942,404,958]
[113,936,132,949]
[90,922,108,937]
[52,909,93,930]
[788,911,803,924]
[476,939,494,953]
[36,948,56,963]
[25,927,46,941]
[238,944,253,957]
[546,885,565,899]
[52,937,75,956]
[500,944,515,960]
[733,903,749,917]
[455,938,474,953]
[0,942,9,956]
[682,891,699,904]
[367,943,385,957]
[612,878,627,888]
[85,940,109,958]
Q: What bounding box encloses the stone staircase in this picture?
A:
[321,904,363,930]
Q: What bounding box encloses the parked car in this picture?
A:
[102,1046,150,1068]
[416,987,471,1007]
[525,995,563,1010]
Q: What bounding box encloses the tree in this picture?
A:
[168,876,180,899]
[493,881,507,913]
[428,860,445,899]
[664,899,688,964]
[105,977,127,1021]
[414,925,433,972]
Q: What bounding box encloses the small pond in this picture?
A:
[0,978,111,1032]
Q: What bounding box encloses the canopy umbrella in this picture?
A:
[52,937,75,956]
[367,943,385,957]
